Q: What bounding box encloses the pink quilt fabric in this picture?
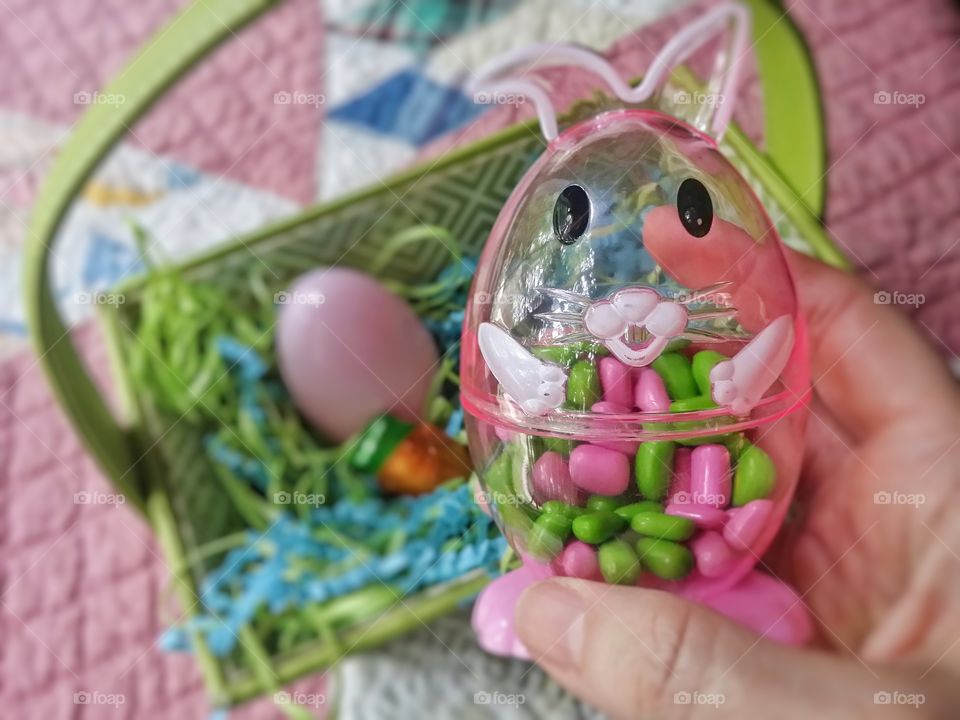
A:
[1,0,958,718]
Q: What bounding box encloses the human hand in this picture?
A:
[516,251,960,718]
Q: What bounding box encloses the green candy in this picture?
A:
[531,345,575,365]
[691,350,727,396]
[635,537,694,580]
[540,436,574,455]
[652,353,698,400]
[669,396,728,446]
[614,501,664,522]
[567,360,602,410]
[598,540,642,585]
[635,441,676,500]
[586,495,625,512]
[732,442,776,506]
[541,500,584,519]
[630,511,695,541]
[527,513,572,560]
[572,510,627,545]
[532,341,609,366]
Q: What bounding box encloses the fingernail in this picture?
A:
[516,580,587,671]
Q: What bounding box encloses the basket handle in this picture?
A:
[24,0,279,510]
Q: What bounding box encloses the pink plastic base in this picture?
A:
[472,566,812,659]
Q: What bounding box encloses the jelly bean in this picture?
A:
[690,531,736,578]
[665,502,726,529]
[668,395,731,446]
[635,441,676,500]
[692,350,727,396]
[691,444,731,508]
[554,541,602,580]
[538,512,572,537]
[531,345,576,365]
[591,402,640,455]
[527,512,572,560]
[532,451,583,505]
[599,540,643,585]
[570,444,631,495]
[541,500,584,519]
[614,501,664,522]
[599,357,633,408]
[724,499,773,551]
[587,495,625,512]
[669,396,718,412]
[592,401,631,413]
[635,537,693,580]
[634,367,671,411]
[630,511,695,541]
[572,510,627,544]
[651,353,698,400]
[540,436,574,454]
[532,341,609,365]
[494,425,516,443]
[732,442,776,506]
[567,360,602,410]
[668,447,692,499]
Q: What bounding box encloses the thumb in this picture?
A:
[516,578,934,719]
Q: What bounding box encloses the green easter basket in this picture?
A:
[24,0,846,709]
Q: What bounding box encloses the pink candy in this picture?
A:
[724,499,773,551]
[634,367,671,411]
[590,401,640,455]
[553,541,603,580]
[691,531,736,578]
[668,447,692,499]
[690,444,731,508]
[569,444,630,495]
[531,451,583,505]
[665,502,726,529]
[599,358,633,408]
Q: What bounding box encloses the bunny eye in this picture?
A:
[553,185,590,245]
[676,178,713,238]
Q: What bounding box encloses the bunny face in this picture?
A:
[461,109,805,434]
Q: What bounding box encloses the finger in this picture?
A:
[643,206,795,332]
[516,578,931,719]
[786,249,960,438]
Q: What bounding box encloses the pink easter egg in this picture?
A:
[276,267,438,442]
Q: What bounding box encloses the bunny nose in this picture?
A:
[584,302,628,339]
[611,287,659,323]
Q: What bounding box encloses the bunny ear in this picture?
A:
[467,2,750,141]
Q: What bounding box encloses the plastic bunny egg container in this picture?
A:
[460,4,814,659]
